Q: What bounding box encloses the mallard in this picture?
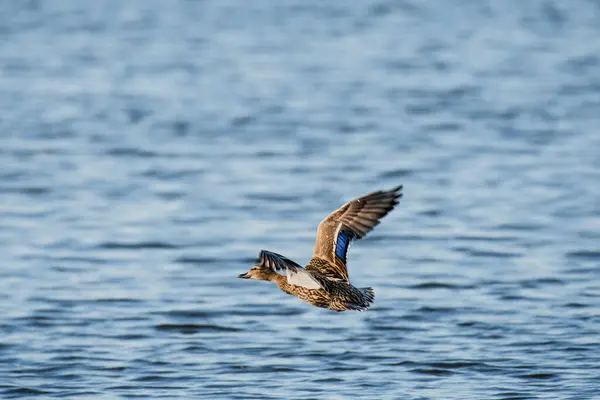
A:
[238,185,403,312]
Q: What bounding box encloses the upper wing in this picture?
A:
[308,185,403,281]
[257,250,323,290]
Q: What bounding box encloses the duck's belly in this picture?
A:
[287,283,373,312]
[288,287,333,309]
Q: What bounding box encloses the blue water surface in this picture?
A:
[1,1,599,399]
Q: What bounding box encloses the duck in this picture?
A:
[237,185,403,312]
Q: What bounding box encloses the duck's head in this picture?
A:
[237,264,273,281]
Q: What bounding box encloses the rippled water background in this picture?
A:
[1,1,600,399]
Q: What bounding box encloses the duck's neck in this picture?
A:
[270,273,291,293]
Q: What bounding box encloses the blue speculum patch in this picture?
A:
[335,230,354,261]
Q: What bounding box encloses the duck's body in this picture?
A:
[238,185,403,312]
[265,262,375,311]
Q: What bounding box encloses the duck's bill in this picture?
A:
[237,272,250,279]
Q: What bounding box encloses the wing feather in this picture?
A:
[308,185,403,281]
[257,250,323,290]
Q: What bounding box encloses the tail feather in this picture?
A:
[344,287,375,312]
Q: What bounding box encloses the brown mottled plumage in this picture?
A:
[238,185,403,312]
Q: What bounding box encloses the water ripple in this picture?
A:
[155,324,242,334]
[1,1,599,399]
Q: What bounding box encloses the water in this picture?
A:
[1,1,599,398]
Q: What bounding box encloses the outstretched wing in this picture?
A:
[257,250,323,290]
[308,185,403,281]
